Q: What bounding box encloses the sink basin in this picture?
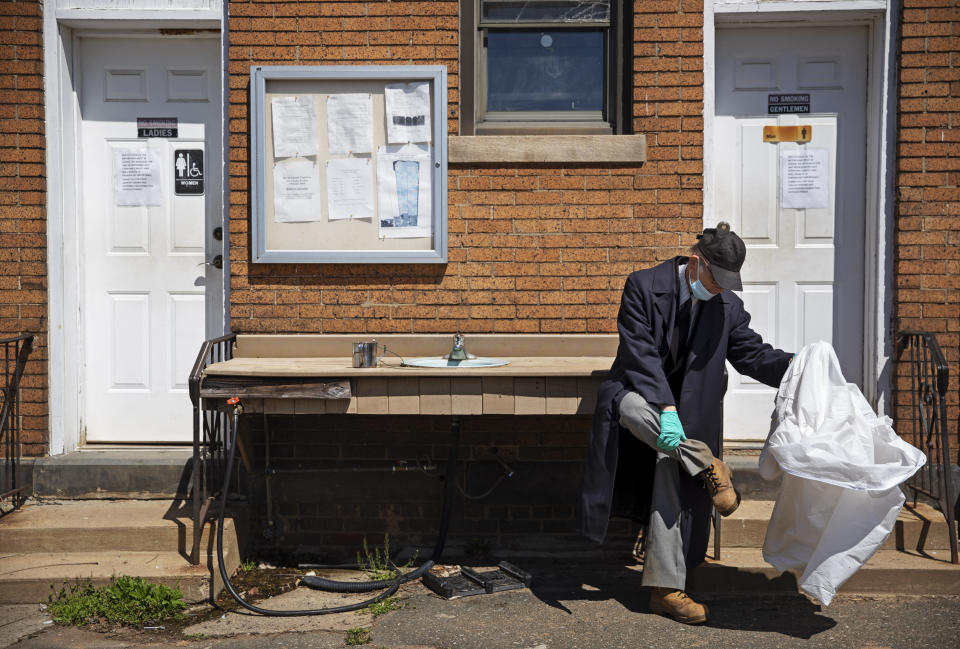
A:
[403,357,509,368]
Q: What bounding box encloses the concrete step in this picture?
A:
[0,551,227,605]
[721,454,776,499]
[690,548,960,596]
[0,501,245,604]
[714,500,956,551]
[31,449,192,499]
[0,500,239,554]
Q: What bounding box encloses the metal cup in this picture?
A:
[352,341,383,368]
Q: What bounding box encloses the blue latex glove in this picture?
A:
[657,410,686,452]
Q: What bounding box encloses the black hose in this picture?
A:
[432,417,460,563]
[301,417,461,592]
[216,407,399,616]
[300,561,432,592]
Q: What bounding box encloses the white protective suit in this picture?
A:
[759,341,925,605]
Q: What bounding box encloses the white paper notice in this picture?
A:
[780,148,830,209]
[326,157,374,220]
[271,96,318,158]
[384,82,431,144]
[327,94,374,154]
[274,159,321,222]
[377,144,431,238]
[115,147,162,206]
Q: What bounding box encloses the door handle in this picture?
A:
[198,254,223,269]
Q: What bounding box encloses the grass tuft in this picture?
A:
[46,576,186,627]
[345,627,372,645]
[367,595,403,617]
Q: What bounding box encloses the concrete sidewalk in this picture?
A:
[5,561,960,649]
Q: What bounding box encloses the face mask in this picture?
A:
[689,260,717,301]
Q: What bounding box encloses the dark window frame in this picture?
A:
[459,0,629,135]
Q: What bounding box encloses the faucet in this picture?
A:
[447,333,469,361]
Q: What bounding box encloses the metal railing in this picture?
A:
[0,334,34,517]
[896,331,958,564]
[187,332,237,564]
[713,368,728,559]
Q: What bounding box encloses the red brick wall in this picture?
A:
[895,1,959,442]
[225,0,702,553]
[227,0,704,334]
[0,1,46,457]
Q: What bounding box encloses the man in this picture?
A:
[580,222,792,624]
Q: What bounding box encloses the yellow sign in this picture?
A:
[763,125,813,143]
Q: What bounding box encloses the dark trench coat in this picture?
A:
[580,257,791,568]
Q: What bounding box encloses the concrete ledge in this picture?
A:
[724,454,777,499]
[714,500,955,551]
[449,135,647,164]
[32,450,193,499]
[692,548,960,595]
[0,550,216,605]
[0,500,248,604]
[0,458,35,500]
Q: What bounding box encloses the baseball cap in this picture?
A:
[695,222,746,291]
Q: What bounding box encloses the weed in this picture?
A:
[345,627,371,645]
[45,581,100,626]
[183,632,205,640]
[367,596,403,617]
[46,576,186,627]
[357,536,393,581]
[239,558,257,573]
[356,534,417,581]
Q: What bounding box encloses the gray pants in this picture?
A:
[618,391,715,590]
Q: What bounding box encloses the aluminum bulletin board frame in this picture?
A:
[250,65,448,263]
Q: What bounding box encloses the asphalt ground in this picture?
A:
[5,562,960,649]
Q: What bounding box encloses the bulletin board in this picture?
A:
[250,65,448,263]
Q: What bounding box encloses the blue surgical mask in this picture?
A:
[689,261,716,301]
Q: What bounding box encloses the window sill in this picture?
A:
[448,134,646,164]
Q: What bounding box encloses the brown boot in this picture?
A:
[649,588,709,624]
[700,458,741,516]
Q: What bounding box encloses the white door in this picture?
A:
[79,36,222,443]
[714,26,868,441]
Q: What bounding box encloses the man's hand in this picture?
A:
[657,409,686,452]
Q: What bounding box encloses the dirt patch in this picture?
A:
[212,563,305,610]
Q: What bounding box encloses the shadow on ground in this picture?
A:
[524,560,836,639]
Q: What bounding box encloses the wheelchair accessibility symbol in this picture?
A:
[174,150,204,195]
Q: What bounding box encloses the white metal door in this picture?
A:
[714,26,868,441]
[79,36,221,443]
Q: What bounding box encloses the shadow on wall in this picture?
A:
[226,414,594,559]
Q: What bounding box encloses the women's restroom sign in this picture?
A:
[174,150,204,195]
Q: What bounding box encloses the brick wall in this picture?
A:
[227,0,704,334]
[894,1,959,442]
[0,1,46,457]
[226,0,703,552]
[238,414,615,557]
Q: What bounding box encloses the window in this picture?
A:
[460,0,628,135]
